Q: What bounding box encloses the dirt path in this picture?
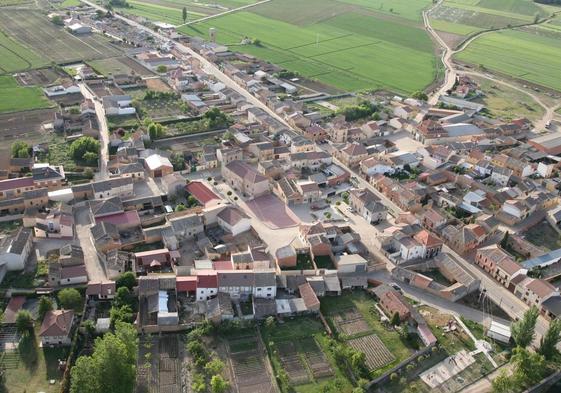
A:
[424,0,561,130]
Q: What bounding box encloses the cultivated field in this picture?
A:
[0,75,53,113]
[0,29,46,73]
[347,334,395,371]
[322,292,415,377]
[88,56,155,77]
[261,317,354,393]
[127,0,437,93]
[136,334,182,393]
[456,27,561,92]
[0,9,123,68]
[227,335,276,393]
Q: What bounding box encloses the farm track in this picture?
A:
[425,0,561,130]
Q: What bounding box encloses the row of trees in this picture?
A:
[493,307,561,393]
[185,325,230,393]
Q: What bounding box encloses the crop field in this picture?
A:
[0,29,46,73]
[177,0,436,93]
[0,75,53,113]
[456,28,561,92]
[261,317,354,393]
[227,335,275,393]
[430,0,551,40]
[347,334,395,371]
[88,56,154,77]
[0,9,123,67]
[332,307,371,337]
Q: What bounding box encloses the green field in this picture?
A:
[456,28,561,91]
[0,29,46,73]
[0,75,53,113]
[171,0,437,93]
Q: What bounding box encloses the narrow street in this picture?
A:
[79,82,110,180]
[75,205,107,282]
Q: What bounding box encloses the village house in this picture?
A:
[0,228,33,277]
[86,281,116,300]
[39,309,74,346]
[222,160,270,198]
[348,188,387,224]
[144,154,173,178]
[336,143,368,167]
[216,206,251,236]
[475,245,526,289]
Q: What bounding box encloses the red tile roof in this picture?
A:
[176,276,197,292]
[185,181,220,205]
[212,260,234,270]
[2,296,26,324]
[0,177,33,192]
[39,309,74,337]
[95,211,140,227]
[197,272,218,288]
[414,230,443,248]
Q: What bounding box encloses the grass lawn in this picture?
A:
[59,0,81,7]
[0,76,53,113]
[314,255,335,269]
[456,28,561,92]
[523,221,561,251]
[170,0,437,93]
[320,292,413,376]
[2,329,68,393]
[260,317,354,393]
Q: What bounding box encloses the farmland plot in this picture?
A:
[332,307,371,337]
[173,0,438,93]
[228,336,276,393]
[347,334,395,371]
[0,9,122,65]
[277,341,310,385]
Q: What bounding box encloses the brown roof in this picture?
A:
[526,279,556,299]
[39,309,74,337]
[299,282,320,310]
[86,281,116,297]
[0,177,34,192]
[217,206,248,226]
[2,296,26,324]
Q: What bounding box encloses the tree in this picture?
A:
[114,287,134,309]
[58,288,82,312]
[15,310,33,335]
[156,65,167,73]
[210,375,229,393]
[11,141,30,158]
[205,358,224,375]
[182,6,187,23]
[511,306,539,348]
[70,323,138,393]
[170,152,185,171]
[511,347,545,386]
[411,91,428,101]
[38,296,54,320]
[52,15,64,25]
[187,195,198,207]
[82,151,99,166]
[116,271,137,290]
[341,191,349,203]
[69,136,100,163]
[175,203,187,212]
[110,305,134,327]
[492,370,513,393]
[538,317,561,360]
[391,311,401,326]
[147,122,165,139]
